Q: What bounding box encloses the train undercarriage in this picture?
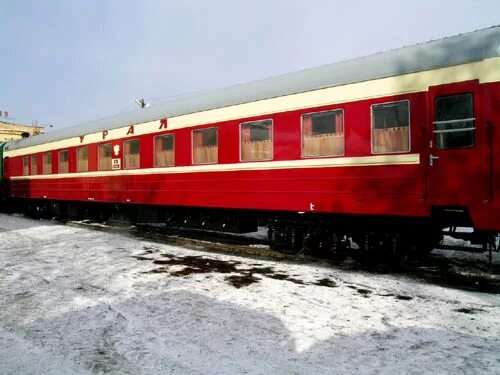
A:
[3,198,498,262]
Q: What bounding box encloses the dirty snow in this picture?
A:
[0,214,499,374]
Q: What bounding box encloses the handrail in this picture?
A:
[487,121,494,202]
[432,118,475,125]
[432,127,475,134]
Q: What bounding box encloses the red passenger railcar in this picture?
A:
[3,27,499,255]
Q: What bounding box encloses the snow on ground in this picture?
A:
[0,214,499,374]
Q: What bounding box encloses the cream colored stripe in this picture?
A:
[10,153,420,180]
[169,57,499,129]
[5,119,162,158]
[5,56,499,158]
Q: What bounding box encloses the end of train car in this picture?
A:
[0,142,7,204]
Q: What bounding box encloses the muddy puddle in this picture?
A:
[131,250,497,314]
[453,307,485,314]
[131,253,421,301]
[134,252,341,289]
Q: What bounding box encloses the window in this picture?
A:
[31,155,37,175]
[124,139,140,169]
[23,156,29,176]
[302,110,344,157]
[59,150,69,173]
[77,147,88,172]
[193,127,218,164]
[155,134,174,167]
[98,143,112,171]
[434,93,474,149]
[372,100,410,154]
[43,153,52,175]
[240,120,273,161]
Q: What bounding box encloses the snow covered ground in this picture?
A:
[0,213,499,374]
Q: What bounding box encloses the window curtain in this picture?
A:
[31,157,37,175]
[302,113,343,157]
[59,159,68,173]
[77,148,88,172]
[43,154,52,175]
[303,116,313,136]
[125,142,140,169]
[194,131,217,164]
[334,112,343,134]
[77,158,88,172]
[155,137,167,166]
[241,124,272,161]
[99,146,112,170]
[193,132,203,164]
[241,127,251,142]
[241,126,251,160]
[23,158,29,176]
[373,127,409,153]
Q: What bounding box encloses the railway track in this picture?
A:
[63,218,500,294]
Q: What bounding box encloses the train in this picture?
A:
[1,26,499,257]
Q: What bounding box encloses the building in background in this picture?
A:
[0,120,44,142]
[0,110,45,141]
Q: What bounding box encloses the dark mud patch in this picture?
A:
[357,288,372,296]
[259,272,307,285]
[395,295,413,301]
[132,248,173,259]
[132,255,153,261]
[225,275,261,288]
[287,278,306,285]
[454,307,485,314]
[141,254,255,284]
[266,273,290,280]
[170,267,206,277]
[152,256,241,273]
[243,267,275,274]
[142,246,158,254]
[314,278,338,288]
[373,293,413,301]
[140,254,342,289]
[145,267,169,274]
[346,285,373,296]
[143,255,254,286]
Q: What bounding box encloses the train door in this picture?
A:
[427,80,484,206]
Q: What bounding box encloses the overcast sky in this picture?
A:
[1,0,498,130]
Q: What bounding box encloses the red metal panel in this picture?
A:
[9,162,427,216]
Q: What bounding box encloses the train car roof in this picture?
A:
[5,25,500,152]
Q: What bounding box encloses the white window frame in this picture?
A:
[76,146,88,173]
[123,138,141,170]
[98,143,112,171]
[239,119,274,162]
[31,155,37,175]
[370,99,411,155]
[300,108,345,158]
[23,156,29,176]
[58,150,69,174]
[43,152,52,175]
[154,133,175,167]
[192,127,218,165]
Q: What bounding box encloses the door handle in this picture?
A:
[429,154,439,166]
